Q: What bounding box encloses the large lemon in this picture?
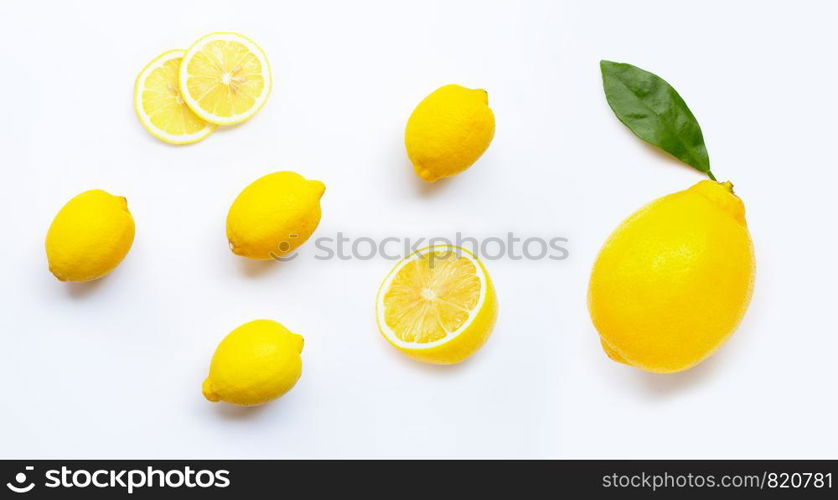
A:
[45,190,136,282]
[202,319,303,406]
[226,171,325,260]
[405,84,495,182]
[376,245,498,364]
[588,180,755,373]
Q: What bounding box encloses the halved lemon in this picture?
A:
[134,49,217,145]
[376,245,498,365]
[179,32,272,126]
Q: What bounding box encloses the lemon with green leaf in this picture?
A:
[589,61,756,373]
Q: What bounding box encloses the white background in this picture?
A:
[0,0,835,459]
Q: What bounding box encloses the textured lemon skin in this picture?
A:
[226,171,325,260]
[405,84,495,182]
[376,248,499,365]
[588,180,755,373]
[45,190,136,282]
[202,319,303,407]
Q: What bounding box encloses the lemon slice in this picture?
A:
[179,32,272,126]
[134,49,217,145]
[376,245,498,364]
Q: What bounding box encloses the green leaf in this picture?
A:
[600,60,715,180]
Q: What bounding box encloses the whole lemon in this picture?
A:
[405,84,495,182]
[226,171,325,260]
[202,319,304,406]
[45,189,136,282]
[588,180,755,373]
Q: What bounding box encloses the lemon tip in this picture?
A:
[202,379,220,402]
[414,165,439,183]
[309,180,326,198]
[290,333,304,353]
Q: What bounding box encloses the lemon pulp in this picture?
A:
[180,33,271,125]
[134,50,216,144]
[384,251,481,343]
[376,246,497,364]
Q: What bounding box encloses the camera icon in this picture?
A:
[6,466,35,494]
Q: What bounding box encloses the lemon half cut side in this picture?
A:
[179,32,272,126]
[375,245,498,365]
[134,49,217,145]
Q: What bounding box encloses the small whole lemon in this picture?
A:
[405,84,495,182]
[202,319,304,406]
[45,189,136,282]
[588,180,755,373]
[226,171,325,260]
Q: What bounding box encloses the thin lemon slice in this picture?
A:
[134,49,217,145]
[376,246,498,364]
[179,32,272,126]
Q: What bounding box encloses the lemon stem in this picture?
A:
[720,181,735,193]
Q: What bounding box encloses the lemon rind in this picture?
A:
[178,32,273,126]
[375,245,488,350]
[133,49,217,145]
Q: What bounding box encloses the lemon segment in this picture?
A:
[134,50,216,145]
[179,33,272,126]
[376,246,498,364]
